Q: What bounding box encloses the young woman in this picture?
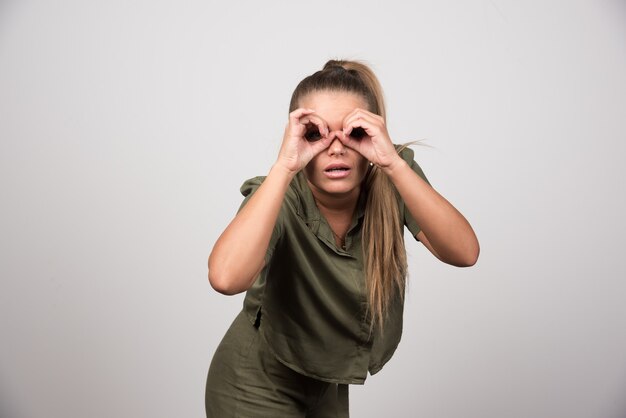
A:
[206,60,479,417]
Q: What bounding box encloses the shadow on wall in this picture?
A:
[0,394,21,418]
[0,1,20,35]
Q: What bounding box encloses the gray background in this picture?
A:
[1,0,625,417]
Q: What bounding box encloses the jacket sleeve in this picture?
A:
[239,176,284,261]
[396,146,431,239]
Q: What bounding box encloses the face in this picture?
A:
[299,90,370,200]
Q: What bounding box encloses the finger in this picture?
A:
[337,130,364,153]
[290,108,315,117]
[343,112,383,136]
[343,114,368,136]
[348,108,384,123]
[342,108,381,128]
[308,134,333,156]
[301,114,329,137]
[289,108,316,123]
[344,107,384,124]
[343,117,378,138]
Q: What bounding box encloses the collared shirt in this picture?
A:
[240,147,429,384]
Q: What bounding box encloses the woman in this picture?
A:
[206,59,479,417]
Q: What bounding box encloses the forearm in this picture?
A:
[383,159,479,267]
[208,164,295,294]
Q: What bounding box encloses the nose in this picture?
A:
[327,132,346,156]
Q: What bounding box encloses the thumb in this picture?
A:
[309,135,333,156]
[337,131,361,152]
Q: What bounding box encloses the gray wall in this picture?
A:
[1,1,625,417]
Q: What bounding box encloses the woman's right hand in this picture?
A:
[276,108,332,173]
[209,109,331,295]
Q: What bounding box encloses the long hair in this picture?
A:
[289,59,407,331]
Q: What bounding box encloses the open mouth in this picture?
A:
[324,164,351,178]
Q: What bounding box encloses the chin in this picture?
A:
[318,180,360,195]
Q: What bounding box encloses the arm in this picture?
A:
[384,159,479,267]
[208,164,295,295]
[340,109,479,267]
[208,109,333,295]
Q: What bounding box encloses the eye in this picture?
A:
[350,127,366,139]
[304,127,322,142]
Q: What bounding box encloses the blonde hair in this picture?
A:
[289,59,407,331]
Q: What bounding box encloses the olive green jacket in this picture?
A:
[241,147,429,384]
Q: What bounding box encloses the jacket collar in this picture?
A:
[293,172,366,254]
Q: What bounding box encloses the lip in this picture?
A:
[323,163,351,179]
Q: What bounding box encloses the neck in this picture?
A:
[309,186,360,249]
[307,184,360,218]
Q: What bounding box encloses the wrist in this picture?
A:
[270,161,298,182]
[380,155,408,177]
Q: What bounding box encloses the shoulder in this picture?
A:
[395,144,429,184]
[240,176,267,197]
[239,174,309,212]
[396,144,415,163]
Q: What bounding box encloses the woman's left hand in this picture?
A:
[339,108,403,170]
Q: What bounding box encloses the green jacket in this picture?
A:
[241,147,429,384]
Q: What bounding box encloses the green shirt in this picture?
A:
[240,147,429,384]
